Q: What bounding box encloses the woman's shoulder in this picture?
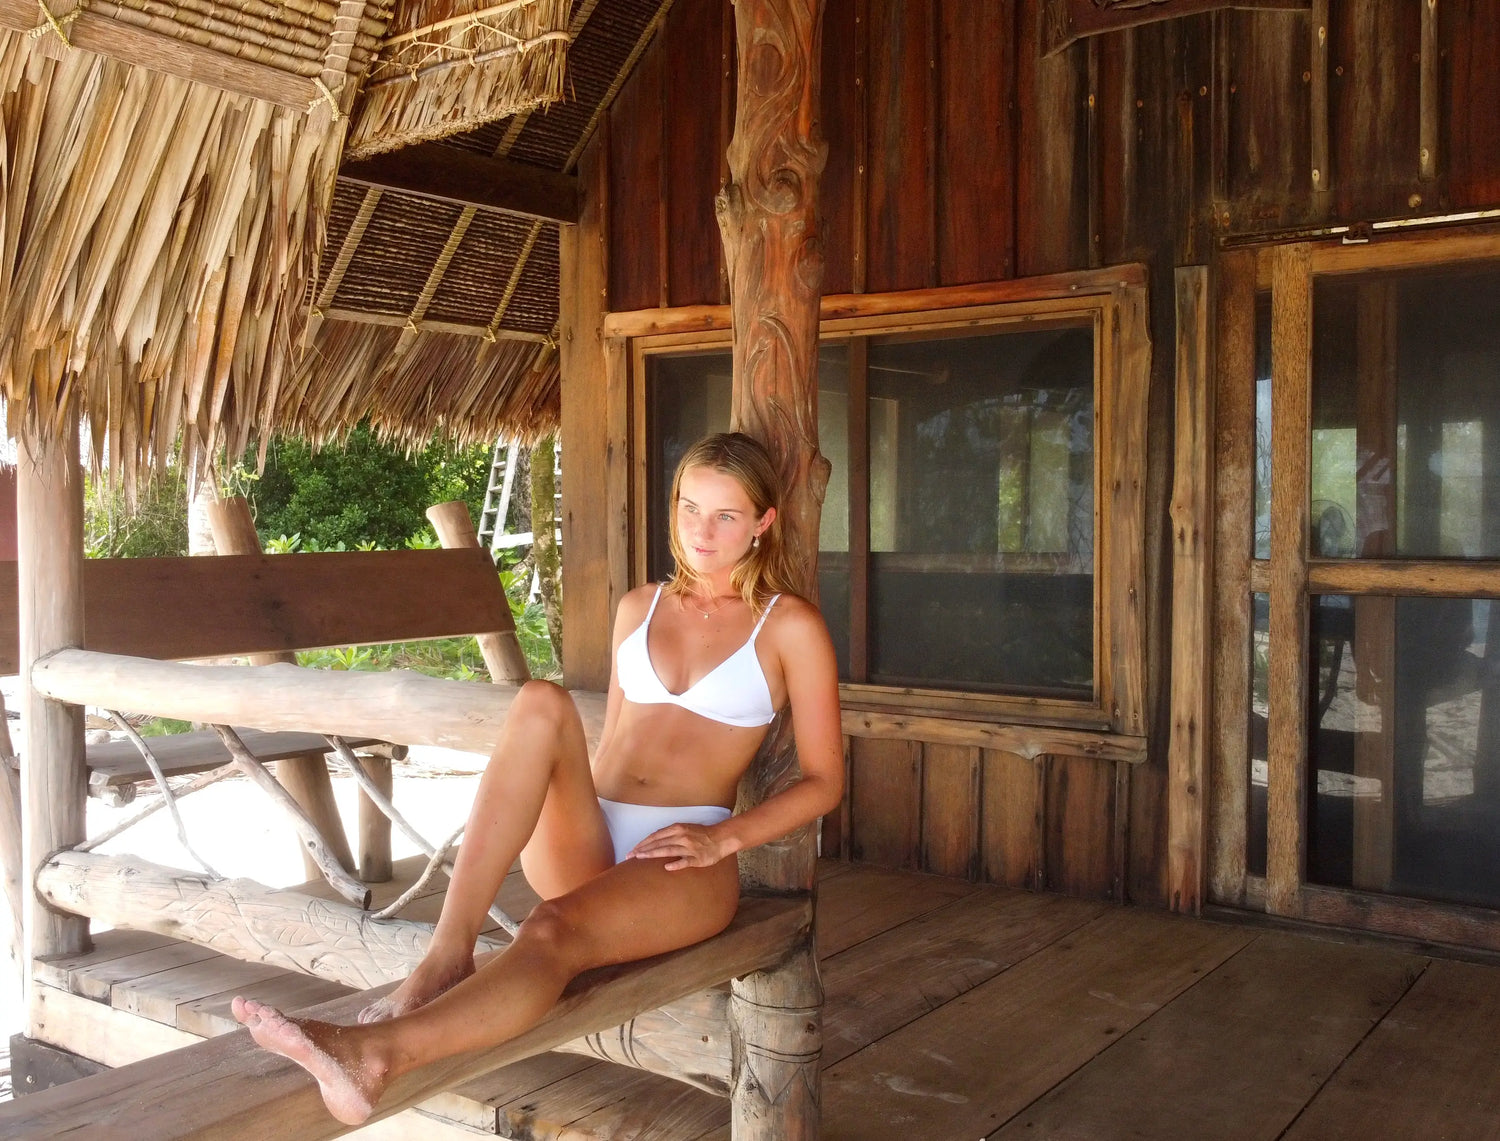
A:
[761,592,830,639]
[614,583,662,627]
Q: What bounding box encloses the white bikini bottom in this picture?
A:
[596,797,733,864]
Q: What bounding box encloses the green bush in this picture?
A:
[85,465,189,559]
[247,424,491,551]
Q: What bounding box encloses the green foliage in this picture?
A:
[247,424,491,551]
[84,465,189,559]
[137,716,193,737]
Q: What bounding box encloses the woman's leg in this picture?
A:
[361,680,614,1021]
[235,853,740,1125]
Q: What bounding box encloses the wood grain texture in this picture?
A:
[1280,960,1500,1141]
[560,137,616,691]
[819,907,1249,1141]
[663,0,728,307]
[1209,248,1257,906]
[1044,754,1118,898]
[1329,1,1421,219]
[992,932,1423,1141]
[17,416,89,968]
[818,0,860,296]
[1221,9,1310,232]
[848,736,921,870]
[607,38,665,313]
[1016,0,1088,275]
[0,548,511,673]
[918,742,979,878]
[814,860,975,957]
[1167,265,1213,914]
[1266,242,1312,917]
[842,709,1145,760]
[1442,0,1500,206]
[820,888,1106,1067]
[981,749,1043,889]
[935,0,1016,284]
[864,0,934,292]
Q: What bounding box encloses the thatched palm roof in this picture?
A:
[0,0,658,477]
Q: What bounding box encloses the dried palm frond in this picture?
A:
[346,0,570,159]
[0,5,390,480]
[279,319,559,449]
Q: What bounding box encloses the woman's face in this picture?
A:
[674,464,773,579]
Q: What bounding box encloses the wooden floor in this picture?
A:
[26,857,1500,1140]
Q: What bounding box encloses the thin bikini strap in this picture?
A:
[750,594,781,639]
[644,583,664,623]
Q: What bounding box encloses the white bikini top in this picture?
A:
[616,585,780,728]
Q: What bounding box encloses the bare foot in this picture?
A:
[358,949,475,1024]
[232,996,387,1126]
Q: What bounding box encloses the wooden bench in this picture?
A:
[6,498,821,1139]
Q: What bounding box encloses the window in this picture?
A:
[632,280,1147,732]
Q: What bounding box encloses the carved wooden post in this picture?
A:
[716,0,828,1136]
[18,411,90,989]
[206,495,358,881]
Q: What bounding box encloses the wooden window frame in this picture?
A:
[611,268,1151,737]
[1214,228,1500,951]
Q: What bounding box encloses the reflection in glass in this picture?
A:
[1310,263,1500,559]
[866,324,1095,695]
[1254,294,1272,561]
[1307,593,1500,909]
[1249,592,1269,877]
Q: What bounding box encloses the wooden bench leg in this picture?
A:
[274,752,355,881]
[730,942,821,1140]
[356,754,394,884]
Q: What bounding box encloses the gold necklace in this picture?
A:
[685,592,728,620]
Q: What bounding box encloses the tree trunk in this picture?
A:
[18,411,91,980]
[716,1,828,1138]
[530,433,563,669]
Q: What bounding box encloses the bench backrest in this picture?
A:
[0,548,510,673]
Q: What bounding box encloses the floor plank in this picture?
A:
[174,969,352,1038]
[816,862,977,957]
[32,929,176,995]
[1281,958,1500,1141]
[68,941,221,1003]
[109,955,289,1023]
[820,907,1252,1140]
[990,931,1426,1140]
[822,887,1107,1066]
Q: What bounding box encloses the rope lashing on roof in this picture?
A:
[28,0,79,46]
[309,77,344,121]
[365,30,572,91]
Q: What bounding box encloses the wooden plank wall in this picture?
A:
[573,0,1500,906]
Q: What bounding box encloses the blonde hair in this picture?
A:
[664,433,800,614]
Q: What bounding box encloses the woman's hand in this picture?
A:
[628,823,738,870]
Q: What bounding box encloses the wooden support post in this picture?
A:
[1168,265,1213,915]
[17,413,90,991]
[424,501,530,684]
[717,0,829,1136]
[1266,243,1313,917]
[206,494,357,881]
[357,754,395,884]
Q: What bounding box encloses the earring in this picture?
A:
[752,535,760,549]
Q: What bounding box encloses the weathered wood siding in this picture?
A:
[567,0,1500,907]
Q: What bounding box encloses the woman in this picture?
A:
[232,432,845,1125]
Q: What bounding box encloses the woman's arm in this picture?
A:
[631,597,845,869]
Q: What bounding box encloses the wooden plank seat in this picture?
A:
[84,729,385,796]
[0,894,811,1141]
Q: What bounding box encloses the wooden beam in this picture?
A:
[31,650,609,756]
[0,895,809,1140]
[318,308,551,342]
[0,3,324,110]
[1167,266,1214,915]
[1266,243,1313,918]
[339,144,579,224]
[1043,0,1310,53]
[17,415,89,981]
[841,709,1146,762]
[1209,248,1258,907]
[0,548,510,672]
[601,265,1151,338]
